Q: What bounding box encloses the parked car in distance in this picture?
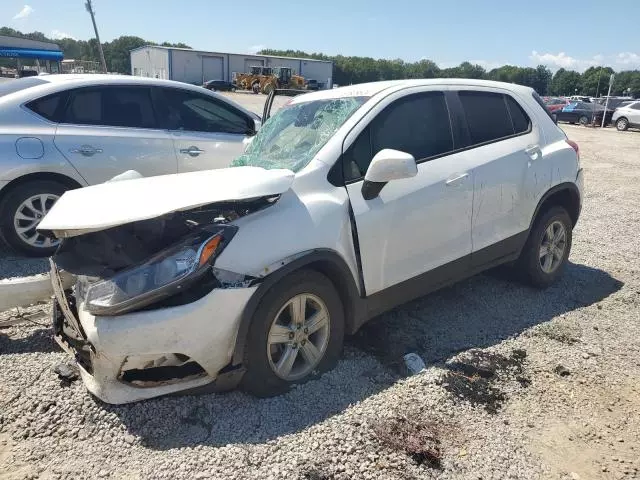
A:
[202,79,236,92]
[567,95,591,103]
[595,96,634,111]
[40,78,583,404]
[543,97,568,112]
[0,74,260,256]
[612,100,640,131]
[306,79,319,91]
[555,101,613,126]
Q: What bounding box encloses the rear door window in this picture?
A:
[155,87,251,134]
[458,91,515,145]
[61,86,157,129]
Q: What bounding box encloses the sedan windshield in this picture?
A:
[232,96,369,172]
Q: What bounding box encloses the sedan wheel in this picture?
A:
[241,269,344,397]
[616,117,629,131]
[0,180,67,257]
[578,115,589,126]
[13,194,60,250]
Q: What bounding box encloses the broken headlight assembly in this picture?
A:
[82,226,236,316]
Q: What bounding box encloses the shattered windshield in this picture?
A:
[232,96,369,172]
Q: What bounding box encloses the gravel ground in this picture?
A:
[1,126,639,480]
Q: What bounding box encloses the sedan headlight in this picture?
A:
[84,227,235,316]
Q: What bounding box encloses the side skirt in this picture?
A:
[352,230,529,332]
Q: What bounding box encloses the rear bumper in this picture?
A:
[53,283,257,405]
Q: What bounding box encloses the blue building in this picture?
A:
[0,35,63,76]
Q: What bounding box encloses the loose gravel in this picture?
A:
[1,125,639,479]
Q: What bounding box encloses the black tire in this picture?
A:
[515,206,573,289]
[616,117,629,131]
[0,180,68,257]
[240,269,344,397]
[578,115,589,126]
[251,83,260,94]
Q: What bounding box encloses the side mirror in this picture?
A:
[361,149,417,200]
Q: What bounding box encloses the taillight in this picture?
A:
[566,139,580,164]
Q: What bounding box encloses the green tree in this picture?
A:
[581,66,615,97]
[550,69,582,96]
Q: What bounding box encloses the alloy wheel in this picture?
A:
[13,193,60,249]
[267,293,330,381]
[539,220,567,274]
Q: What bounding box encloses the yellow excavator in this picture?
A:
[235,66,306,94]
[259,67,306,94]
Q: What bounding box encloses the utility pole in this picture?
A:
[85,0,108,73]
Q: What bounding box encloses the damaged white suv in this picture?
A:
[39,79,583,404]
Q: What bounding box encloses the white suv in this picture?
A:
[612,100,640,131]
[40,79,584,404]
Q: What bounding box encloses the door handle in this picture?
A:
[179,146,205,157]
[70,145,103,157]
[524,144,542,160]
[445,172,469,186]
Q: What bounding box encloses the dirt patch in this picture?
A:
[439,349,529,414]
[372,417,446,469]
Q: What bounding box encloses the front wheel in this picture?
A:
[0,180,67,257]
[578,115,589,126]
[515,206,573,288]
[616,117,629,131]
[241,270,344,397]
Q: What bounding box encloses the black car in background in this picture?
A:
[555,101,615,126]
[202,79,236,92]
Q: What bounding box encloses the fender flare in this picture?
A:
[231,249,364,366]
[528,181,581,230]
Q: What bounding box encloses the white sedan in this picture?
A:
[0,74,260,256]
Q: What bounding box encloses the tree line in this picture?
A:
[260,49,640,98]
[2,27,638,98]
[0,27,190,75]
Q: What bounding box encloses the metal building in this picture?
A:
[130,46,333,89]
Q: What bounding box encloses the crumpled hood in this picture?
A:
[38,166,295,238]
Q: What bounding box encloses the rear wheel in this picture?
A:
[515,206,573,288]
[578,115,589,126]
[0,180,68,257]
[616,117,629,131]
[241,270,344,397]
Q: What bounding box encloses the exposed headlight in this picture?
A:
[84,227,235,316]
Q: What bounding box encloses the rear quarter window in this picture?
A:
[532,91,557,122]
[26,92,68,122]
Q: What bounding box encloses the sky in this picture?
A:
[3,0,640,72]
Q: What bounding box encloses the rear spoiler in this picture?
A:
[262,88,308,121]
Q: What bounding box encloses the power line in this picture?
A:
[85,0,108,73]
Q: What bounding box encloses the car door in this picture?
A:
[153,87,254,172]
[53,85,177,184]
[454,89,550,266]
[343,89,475,295]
